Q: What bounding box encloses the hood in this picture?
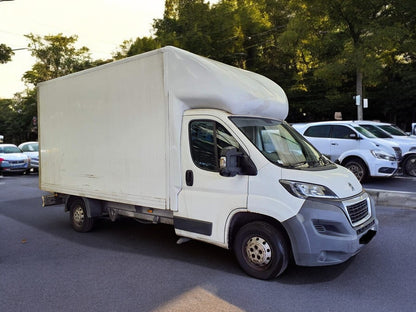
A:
[0,153,28,161]
[281,165,362,199]
[370,137,399,148]
[369,138,401,155]
[385,138,416,154]
[23,151,39,159]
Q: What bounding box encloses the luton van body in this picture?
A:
[38,46,378,279]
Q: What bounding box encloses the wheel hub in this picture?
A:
[245,236,272,267]
[73,205,85,226]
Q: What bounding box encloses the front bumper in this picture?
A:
[0,160,29,173]
[282,191,378,266]
[29,158,39,169]
[368,158,398,177]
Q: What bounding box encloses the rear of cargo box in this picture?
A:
[38,50,169,210]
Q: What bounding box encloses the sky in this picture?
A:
[0,0,166,99]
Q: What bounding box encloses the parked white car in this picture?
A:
[293,121,401,182]
[0,144,30,174]
[19,141,39,173]
[351,121,416,176]
[374,122,416,139]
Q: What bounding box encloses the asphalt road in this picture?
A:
[1,175,416,312]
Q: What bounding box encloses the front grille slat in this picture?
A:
[9,160,24,164]
[346,200,369,225]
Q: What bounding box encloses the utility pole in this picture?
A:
[356,70,363,120]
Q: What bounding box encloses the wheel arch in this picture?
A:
[340,155,368,169]
[227,212,292,258]
[65,195,103,218]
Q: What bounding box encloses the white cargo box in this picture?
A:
[38,46,288,210]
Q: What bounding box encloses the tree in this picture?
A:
[0,43,14,64]
[279,0,412,121]
[113,37,160,60]
[153,0,213,56]
[153,0,279,70]
[0,90,37,144]
[23,33,92,86]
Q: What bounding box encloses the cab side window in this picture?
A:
[189,120,239,172]
[331,125,355,139]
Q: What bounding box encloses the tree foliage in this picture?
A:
[23,33,92,86]
[278,0,414,120]
[113,37,160,60]
[0,43,14,64]
[2,0,416,143]
[0,90,37,144]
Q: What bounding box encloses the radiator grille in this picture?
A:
[346,200,369,225]
[9,160,25,165]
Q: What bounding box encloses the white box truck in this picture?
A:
[38,46,377,279]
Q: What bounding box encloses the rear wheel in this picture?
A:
[69,198,94,232]
[233,221,289,280]
[403,155,416,176]
[344,158,367,182]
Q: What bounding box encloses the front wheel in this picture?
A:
[69,198,94,232]
[233,221,289,280]
[343,159,367,182]
[403,155,416,176]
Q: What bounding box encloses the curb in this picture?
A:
[366,189,416,209]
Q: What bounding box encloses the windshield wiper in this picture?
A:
[287,161,308,168]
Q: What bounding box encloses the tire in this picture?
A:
[233,221,289,280]
[403,155,416,177]
[69,198,94,232]
[343,159,367,182]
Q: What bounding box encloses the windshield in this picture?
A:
[360,124,392,138]
[0,145,22,154]
[230,117,335,170]
[22,143,39,152]
[353,126,377,138]
[379,125,407,136]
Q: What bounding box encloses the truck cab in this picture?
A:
[175,110,377,279]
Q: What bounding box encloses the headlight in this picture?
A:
[280,179,338,199]
[370,150,396,161]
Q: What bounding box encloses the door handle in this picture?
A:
[331,143,338,146]
[186,170,194,186]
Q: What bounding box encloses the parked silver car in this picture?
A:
[0,144,30,174]
[19,141,39,172]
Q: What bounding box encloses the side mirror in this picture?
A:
[349,133,360,140]
[220,147,242,177]
[220,146,257,177]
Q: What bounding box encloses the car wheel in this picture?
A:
[404,155,416,177]
[344,159,367,182]
[233,221,289,280]
[69,198,94,232]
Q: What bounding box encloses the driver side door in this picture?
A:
[175,116,249,245]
